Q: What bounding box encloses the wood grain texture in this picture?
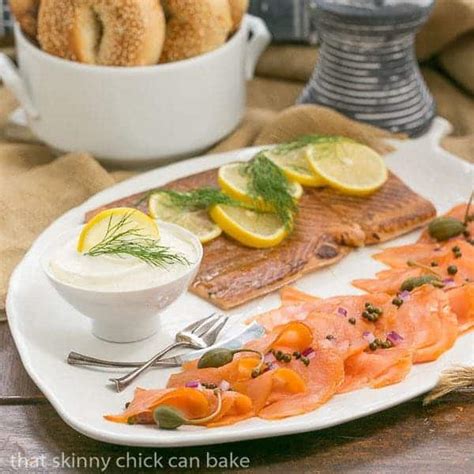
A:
[0,394,472,473]
[0,323,43,399]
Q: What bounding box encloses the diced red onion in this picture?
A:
[337,307,348,317]
[362,331,375,343]
[219,380,231,391]
[442,278,456,287]
[185,381,201,389]
[387,331,404,345]
[302,347,314,357]
[399,290,411,301]
[307,351,316,360]
[264,352,276,364]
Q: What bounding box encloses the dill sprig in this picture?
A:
[243,153,297,228]
[157,188,244,211]
[85,213,190,268]
[271,134,353,155]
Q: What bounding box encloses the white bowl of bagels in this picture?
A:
[0,0,271,167]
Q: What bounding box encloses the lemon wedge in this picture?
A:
[265,146,326,187]
[218,163,303,208]
[148,192,221,244]
[78,207,159,252]
[307,141,388,195]
[209,204,288,248]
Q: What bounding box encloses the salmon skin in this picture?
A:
[86,169,435,309]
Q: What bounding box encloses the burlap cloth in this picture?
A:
[0,0,473,317]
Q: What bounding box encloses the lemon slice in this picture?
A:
[218,163,303,208]
[78,207,159,252]
[209,204,288,248]
[307,142,388,195]
[265,146,326,187]
[148,192,221,243]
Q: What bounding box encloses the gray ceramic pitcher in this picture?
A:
[299,0,436,137]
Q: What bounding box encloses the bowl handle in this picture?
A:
[245,15,272,80]
[0,53,39,119]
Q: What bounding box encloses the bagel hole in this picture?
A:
[78,6,104,63]
[91,8,104,56]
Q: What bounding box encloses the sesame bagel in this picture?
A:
[160,0,233,63]
[38,0,165,66]
[9,0,41,39]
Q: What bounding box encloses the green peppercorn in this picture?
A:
[382,340,393,349]
[362,311,371,319]
[275,350,284,361]
[365,302,371,308]
[293,351,301,359]
[282,353,292,363]
[430,261,439,267]
[447,265,458,275]
[371,307,383,315]
[348,317,356,325]
[369,342,378,351]
[392,297,403,308]
[452,245,460,253]
[374,338,382,346]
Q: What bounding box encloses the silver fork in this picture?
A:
[109,313,228,392]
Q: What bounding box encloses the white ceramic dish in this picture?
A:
[0,16,270,167]
[6,118,474,447]
[42,221,203,343]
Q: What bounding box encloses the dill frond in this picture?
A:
[85,213,190,268]
[157,188,244,211]
[243,153,296,229]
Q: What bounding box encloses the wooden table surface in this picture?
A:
[0,322,472,473]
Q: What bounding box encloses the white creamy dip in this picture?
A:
[49,226,197,292]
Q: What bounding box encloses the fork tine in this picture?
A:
[201,315,229,344]
[190,313,222,335]
[182,312,217,333]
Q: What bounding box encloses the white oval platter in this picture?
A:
[6,118,474,447]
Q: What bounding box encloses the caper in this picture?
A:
[447,265,458,275]
[392,297,403,308]
[369,342,378,351]
[293,351,301,359]
[251,368,261,378]
[198,348,235,369]
[348,318,356,325]
[153,406,187,430]
[300,356,310,366]
[282,353,292,363]
[400,275,443,292]
[430,261,438,267]
[428,217,466,241]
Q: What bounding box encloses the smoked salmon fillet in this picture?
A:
[85,169,435,309]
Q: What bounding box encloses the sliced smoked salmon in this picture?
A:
[105,387,211,424]
[339,347,412,393]
[257,349,344,419]
[447,284,474,333]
